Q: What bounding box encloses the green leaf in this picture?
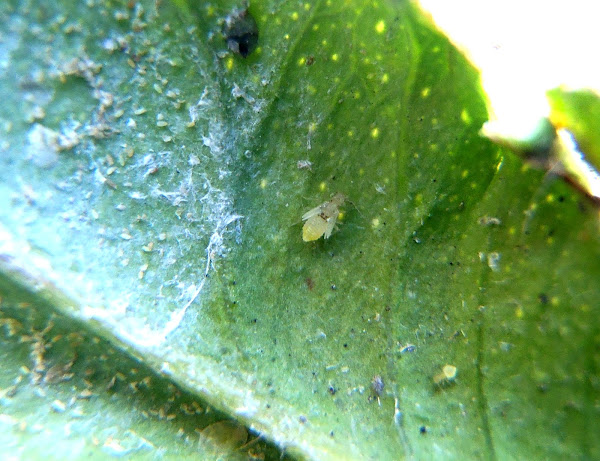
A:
[547,87,600,172]
[1,0,599,459]
[0,284,279,460]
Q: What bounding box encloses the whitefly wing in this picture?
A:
[302,202,326,221]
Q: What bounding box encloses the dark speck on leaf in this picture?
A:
[224,6,259,58]
[420,425,427,434]
[305,277,314,290]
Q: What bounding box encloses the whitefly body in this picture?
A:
[302,193,346,241]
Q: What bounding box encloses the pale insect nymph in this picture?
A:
[302,192,346,241]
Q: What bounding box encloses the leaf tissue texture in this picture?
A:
[0,0,598,459]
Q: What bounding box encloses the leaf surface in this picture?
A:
[0,0,598,459]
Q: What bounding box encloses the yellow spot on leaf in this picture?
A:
[291,11,299,20]
[332,53,339,61]
[375,20,385,34]
[460,109,471,124]
[319,182,326,191]
[515,306,524,318]
[298,57,306,66]
[226,57,234,71]
[371,127,380,138]
[382,73,389,83]
[434,364,457,384]
[421,87,430,98]
[260,179,267,189]
[372,217,380,228]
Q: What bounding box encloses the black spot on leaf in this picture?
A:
[224,6,259,58]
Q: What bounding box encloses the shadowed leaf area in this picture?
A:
[0,0,598,459]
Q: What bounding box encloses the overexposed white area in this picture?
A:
[418,1,600,122]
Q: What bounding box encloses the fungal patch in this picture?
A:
[302,193,346,241]
[26,123,81,168]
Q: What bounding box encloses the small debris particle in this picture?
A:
[478,216,502,226]
[78,389,93,399]
[51,399,67,413]
[298,415,307,424]
[306,55,315,66]
[400,343,416,354]
[487,252,501,272]
[372,375,384,396]
[419,425,427,434]
[328,385,336,395]
[297,159,313,170]
[138,263,148,280]
[26,106,46,123]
